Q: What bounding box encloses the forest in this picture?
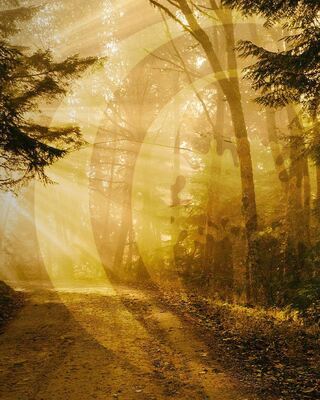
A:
[0,1,319,400]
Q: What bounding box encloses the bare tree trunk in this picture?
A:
[303,158,311,244]
[316,165,320,202]
[126,226,134,273]
[103,137,116,240]
[172,0,257,302]
[207,89,225,220]
[285,106,306,282]
[113,176,133,273]
[287,107,308,237]
[266,109,290,194]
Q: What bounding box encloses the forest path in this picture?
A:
[0,285,259,400]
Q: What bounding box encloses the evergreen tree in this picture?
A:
[222,0,320,115]
[0,1,99,191]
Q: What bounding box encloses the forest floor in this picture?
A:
[0,283,318,400]
[0,281,24,332]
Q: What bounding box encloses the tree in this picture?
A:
[222,0,320,115]
[0,1,99,191]
[149,0,258,302]
[223,0,319,287]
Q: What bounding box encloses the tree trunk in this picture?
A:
[113,166,134,274]
[316,165,320,202]
[249,23,289,195]
[177,0,257,302]
[285,106,307,283]
[266,110,289,194]
[303,158,311,244]
[126,226,134,273]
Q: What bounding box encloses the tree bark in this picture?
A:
[316,165,320,202]
[303,157,311,244]
[175,0,257,302]
[286,106,307,282]
[113,171,133,273]
[265,109,289,193]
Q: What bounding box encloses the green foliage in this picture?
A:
[223,0,320,114]
[290,278,320,310]
[222,0,318,24]
[0,1,100,191]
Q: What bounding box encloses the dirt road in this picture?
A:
[0,285,260,400]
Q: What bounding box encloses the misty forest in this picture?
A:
[0,1,319,399]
